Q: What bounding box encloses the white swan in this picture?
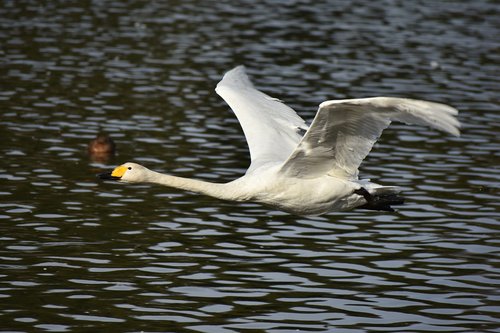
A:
[99,66,460,215]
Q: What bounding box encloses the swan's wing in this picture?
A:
[215,66,307,172]
[279,97,460,180]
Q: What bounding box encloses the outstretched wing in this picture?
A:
[279,97,460,180]
[215,66,307,173]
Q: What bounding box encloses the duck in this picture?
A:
[98,66,460,216]
[88,133,115,162]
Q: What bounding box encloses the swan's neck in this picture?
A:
[144,170,245,201]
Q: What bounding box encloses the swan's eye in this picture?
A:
[128,167,132,170]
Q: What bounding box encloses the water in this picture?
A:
[1,0,499,332]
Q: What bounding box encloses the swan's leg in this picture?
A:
[354,187,372,201]
[354,187,403,212]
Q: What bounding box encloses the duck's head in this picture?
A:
[88,133,115,154]
[98,162,150,183]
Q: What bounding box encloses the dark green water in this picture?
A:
[1,1,499,332]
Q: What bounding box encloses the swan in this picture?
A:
[98,66,460,215]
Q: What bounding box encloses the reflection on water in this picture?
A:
[1,0,499,332]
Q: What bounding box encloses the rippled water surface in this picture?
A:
[1,1,499,332]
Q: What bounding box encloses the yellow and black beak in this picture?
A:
[98,165,127,181]
[98,171,120,180]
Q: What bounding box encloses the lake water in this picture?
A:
[1,1,499,332]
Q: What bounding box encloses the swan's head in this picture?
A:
[98,162,151,183]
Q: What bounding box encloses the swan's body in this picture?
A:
[99,66,460,216]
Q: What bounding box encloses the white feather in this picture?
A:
[101,66,460,216]
[280,97,460,179]
[215,66,307,173]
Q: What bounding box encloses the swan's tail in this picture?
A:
[354,186,404,212]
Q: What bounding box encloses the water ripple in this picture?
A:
[0,0,498,332]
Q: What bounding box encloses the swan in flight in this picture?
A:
[99,66,460,215]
